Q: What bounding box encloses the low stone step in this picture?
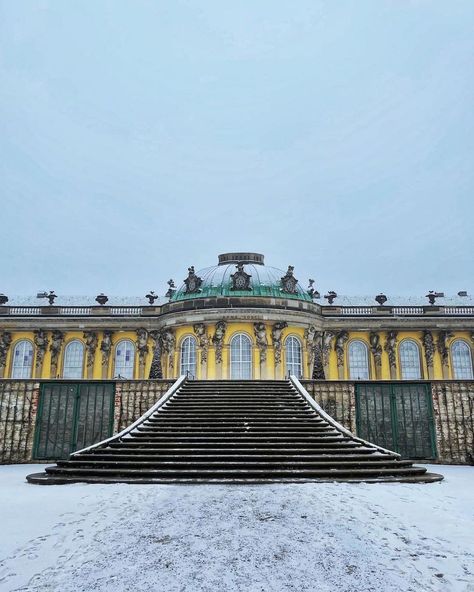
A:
[136,425,336,433]
[106,443,368,452]
[45,466,427,478]
[58,459,412,470]
[75,452,385,462]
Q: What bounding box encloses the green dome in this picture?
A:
[171,253,313,302]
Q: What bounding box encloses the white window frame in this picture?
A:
[230,333,252,379]
[451,340,473,379]
[399,339,422,380]
[348,340,370,380]
[285,335,302,378]
[11,340,34,379]
[62,340,85,379]
[114,339,135,379]
[180,336,197,378]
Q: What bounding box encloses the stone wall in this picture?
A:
[431,381,474,464]
[301,380,356,433]
[0,381,39,463]
[114,380,175,432]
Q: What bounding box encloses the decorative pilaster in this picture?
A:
[83,331,98,379]
[212,321,226,378]
[304,325,317,378]
[322,331,335,378]
[312,331,325,380]
[0,331,12,378]
[149,330,163,379]
[369,332,382,379]
[49,330,64,378]
[135,328,149,379]
[100,330,113,379]
[422,330,435,379]
[335,331,348,379]
[271,322,287,372]
[194,323,210,379]
[384,331,398,379]
[437,330,453,379]
[254,323,268,377]
[33,330,48,378]
[161,328,176,374]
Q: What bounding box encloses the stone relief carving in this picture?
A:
[0,331,12,369]
[369,332,382,368]
[437,330,453,367]
[165,279,176,300]
[422,330,435,368]
[230,262,252,291]
[49,330,64,372]
[83,331,98,369]
[136,328,149,364]
[384,331,398,370]
[160,328,176,369]
[254,323,268,364]
[335,331,349,368]
[280,266,298,294]
[312,331,325,379]
[183,266,203,294]
[271,322,287,365]
[304,325,318,366]
[100,330,113,367]
[322,331,335,368]
[212,321,227,364]
[33,330,48,369]
[194,323,210,364]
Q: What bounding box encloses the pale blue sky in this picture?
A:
[1,1,473,298]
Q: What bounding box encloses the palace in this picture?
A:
[1,252,473,471]
[0,252,473,382]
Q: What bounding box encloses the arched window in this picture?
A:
[180,336,197,378]
[11,340,34,378]
[451,340,473,379]
[230,333,252,379]
[285,336,302,378]
[399,340,422,380]
[348,340,369,380]
[63,340,85,379]
[114,340,135,379]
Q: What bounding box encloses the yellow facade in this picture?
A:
[3,325,473,381]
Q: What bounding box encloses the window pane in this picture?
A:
[180,336,197,378]
[63,341,85,379]
[348,341,369,380]
[11,340,34,379]
[114,340,135,379]
[230,334,252,379]
[285,336,302,378]
[399,341,421,380]
[451,341,473,379]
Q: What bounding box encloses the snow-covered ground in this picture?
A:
[0,465,473,592]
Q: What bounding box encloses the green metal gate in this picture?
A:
[33,382,115,460]
[355,382,437,459]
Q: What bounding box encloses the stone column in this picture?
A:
[369,332,382,380]
[83,331,98,379]
[422,330,435,379]
[0,331,12,378]
[33,330,48,379]
[148,330,163,379]
[271,322,287,379]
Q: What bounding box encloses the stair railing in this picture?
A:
[289,375,401,458]
[71,375,187,456]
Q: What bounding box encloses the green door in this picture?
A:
[33,382,115,460]
[355,382,437,459]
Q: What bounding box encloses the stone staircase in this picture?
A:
[27,379,443,484]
